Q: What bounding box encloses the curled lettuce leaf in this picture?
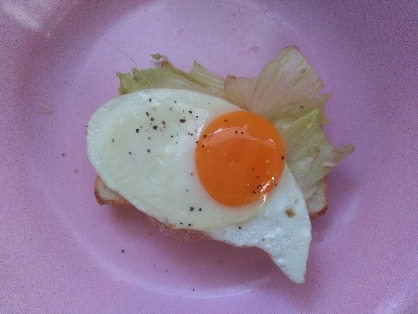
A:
[223,47,326,123]
[116,48,353,208]
[117,54,224,97]
[275,109,353,199]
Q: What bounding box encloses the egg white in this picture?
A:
[87,88,312,283]
[87,89,264,230]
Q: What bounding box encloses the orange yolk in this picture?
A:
[195,110,286,207]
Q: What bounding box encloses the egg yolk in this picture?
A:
[195,110,286,207]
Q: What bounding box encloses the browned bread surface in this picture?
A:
[94,176,131,206]
[305,178,328,218]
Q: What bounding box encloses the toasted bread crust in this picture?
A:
[305,178,328,218]
[94,177,131,206]
[309,204,327,219]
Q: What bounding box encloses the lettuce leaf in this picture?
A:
[275,109,353,199]
[117,54,224,97]
[223,47,326,123]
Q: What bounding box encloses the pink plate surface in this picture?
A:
[1,1,418,313]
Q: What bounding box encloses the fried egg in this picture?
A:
[87,88,311,283]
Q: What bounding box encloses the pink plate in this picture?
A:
[1,1,417,313]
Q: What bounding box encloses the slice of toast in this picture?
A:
[94,176,327,219]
